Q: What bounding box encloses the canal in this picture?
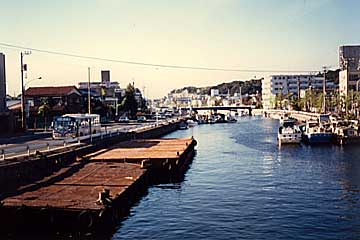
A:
[113,116,360,240]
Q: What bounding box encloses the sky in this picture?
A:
[1,0,359,98]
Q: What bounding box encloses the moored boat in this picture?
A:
[302,120,334,144]
[278,119,302,144]
[179,121,189,130]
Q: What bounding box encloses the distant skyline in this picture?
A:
[1,0,359,98]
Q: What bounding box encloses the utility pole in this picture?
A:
[322,66,327,113]
[87,67,91,114]
[87,67,92,143]
[20,52,25,130]
[20,51,31,130]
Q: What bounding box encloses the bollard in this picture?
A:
[63,141,66,147]
[117,129,119,135]
[78,138,80,144]
[1,149,4,160]
[47,142,50,151]
[26,145,30,156]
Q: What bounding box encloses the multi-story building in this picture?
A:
[339,45,360,96]
[78,70,123,110]
[262,74,335,109]
[339,45,360,71]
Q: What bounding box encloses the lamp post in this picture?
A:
[25,76,42,88]
[20,51,32,131]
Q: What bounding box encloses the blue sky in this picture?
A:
[1,0,359,98]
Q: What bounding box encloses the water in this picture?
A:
[112,117,360,240]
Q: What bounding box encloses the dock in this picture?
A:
[0,137,197,233]
[90,138,195,171]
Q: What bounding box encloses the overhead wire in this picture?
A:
[0,42,320,73]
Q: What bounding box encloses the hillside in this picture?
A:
[170,78,263,96]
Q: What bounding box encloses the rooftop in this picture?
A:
[25,86,80,97]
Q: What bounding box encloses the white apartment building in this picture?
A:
[338,45,360,96]
[262,74,334,109]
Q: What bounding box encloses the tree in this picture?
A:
[38,99,50,130]
[119,83,138,118]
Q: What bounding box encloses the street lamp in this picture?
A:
[20,51,32,131]
[25,76,42,88]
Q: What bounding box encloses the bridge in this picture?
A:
[181,106,253,116]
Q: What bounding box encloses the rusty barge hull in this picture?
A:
[0,138,197,233]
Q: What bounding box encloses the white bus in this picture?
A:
[52,114,101,139]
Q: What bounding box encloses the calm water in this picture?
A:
[112,116,360,240]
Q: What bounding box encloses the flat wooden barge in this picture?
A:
[0,138,197,233]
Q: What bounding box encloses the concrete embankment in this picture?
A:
[0,120,181,193]
[256,109,321,122]
[0,138,197,233]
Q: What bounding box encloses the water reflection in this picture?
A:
[113,117,360,240]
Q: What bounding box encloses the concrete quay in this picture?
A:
[258,109,322,122]
[0,120,181,194]
[0,135,197,233]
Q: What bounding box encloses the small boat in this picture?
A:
[225,114,237,123]
[332,119,360,145]
[302,120,333,144]
[187,119,198,127]
[278,119,301,144]
[179,121,189,130]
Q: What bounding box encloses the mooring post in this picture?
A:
[63,141,66,147]
[1,149,4,160]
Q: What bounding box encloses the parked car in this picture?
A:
[137,116,147,122]
[118,116,129,123]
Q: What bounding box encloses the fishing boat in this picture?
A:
[302,120,334,144]
[277,119,302,144]
[332,119,360,145]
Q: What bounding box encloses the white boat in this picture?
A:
[278,119,302,144]
[187,119,198,127]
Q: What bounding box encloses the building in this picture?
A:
[78,70,122,111]
[339,45,360,71]
[339,45,360,96]
[0,53,16,133]
[0,53,6,112]
[210,89,219,97]
[24,85,82,121]
[262,74,335,109]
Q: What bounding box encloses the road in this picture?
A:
[0,119,177,160]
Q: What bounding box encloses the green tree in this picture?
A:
[119,83,138,118]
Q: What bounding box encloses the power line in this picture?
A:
[0,42,320,73]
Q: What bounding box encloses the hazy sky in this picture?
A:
[1,0,359,98]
